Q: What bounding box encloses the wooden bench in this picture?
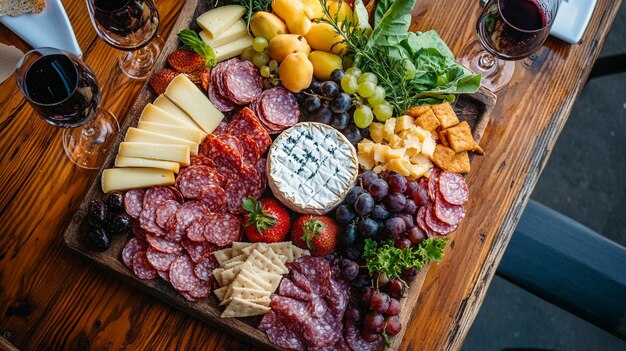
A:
[496,200,626,340]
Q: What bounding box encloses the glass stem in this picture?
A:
[478,53,496,70]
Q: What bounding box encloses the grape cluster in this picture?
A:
[346,288,403,343]
[340,67,394,128]
[241,38,280,89]
[86,192,131,252]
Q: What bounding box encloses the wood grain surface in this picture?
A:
[0,0,622,350]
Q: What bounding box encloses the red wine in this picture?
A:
[24,54,100,127]
[93,0,143,36]
[478,0,553,60]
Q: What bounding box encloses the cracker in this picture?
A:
[248,296,271,307]
[256,272,283,293]
[221,297,270,318]
[266,242,294,262]
[246,249,285,275]
[231,242,254,256]
[238,265,272,291]
[405,105,433,118]
[242,242,268,256]
[292,246,310,260]
[446,151,471,174]
[431,102,460,129]
[220,265,243,286]
[429,144,455,170]
[414,109,441,135]
[445,121,483,154]
[261,248,288,274]
[223,253,247,265]
[212,248,232,265]
[223,260,243,269]
[212,268,225,286]
[214,286,229,301]
[220,287,271,306]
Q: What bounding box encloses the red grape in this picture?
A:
[370,292,390,313]
[384,192,406,212]
[355,193,375,215]
[385,316,402,336]
[401,267,418,281]
[388,173,407,193]
[412,187,430,206]
[394,237,412,249]
[359,170,379,188]
[388,279,404,299]
[360,329,383,342]
[403,198,418,214]
[405,179,419,196]
[385,298,401,316]
[368,178,389,201]
[341,259,360,281]
[408,226,426,245]
[385,217,406,237]
[359,287,375,307]
[363,312,386,333]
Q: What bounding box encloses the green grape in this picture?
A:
[252,37,269,53]
[268,60,279,71]
[357,82,376,98]
[353,105,374,128]
[345,67,362,78]
[341,74,358,94]
[260,66,271,78]
[252,52,270,68]
[358,72,378,85]
[373,103,393,122]
[240,46,256,62]
[367,86,386,105]
[404,59,416,80]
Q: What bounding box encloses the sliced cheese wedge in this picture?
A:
[196,5,245,37]
[153,95,200,130]
[199,19,247,48]
[125,127,199,156]
[137,121,205,144]
[164,75,224,134]
[118,142,190,166]
[139,103,198,130]
[213,35,253,63]
[101,168,175,193]
[115,156,180,173]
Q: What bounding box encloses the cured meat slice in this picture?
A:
[424,204,457,235]
[190,155,216,168]
[325,278,350,316]
[417,206,438,238]
[164,226,185,243]
[186,216,209,242]
[203,213,241,247]
[435,193,465,226]
[299,313,339,348]
[290,257,331,297]
[187,280,211,298]
[239,134,261,165]
[255,157,267,194]
[158,269,170,282]
[265,328,305,351]
[143,186,177,208]
[124,188,145,218]
[290,269,313,293]
[278,278,312,301]
[146,233,182,254]
[199,134,243,180]
[155,200,180,229]
[345,321,383,351]
[225,164,262,214]
[260,87,300,127]
[181,239,212,263]
[132,251,158,280]
[428,168,441,202]
[259,310,285,331]
[213,121,229,135]
[225,60,263,104]
[270,295,311,325]
[439,172,469,205]
[198,184,227,213]
[308,295,328,318]
[168,201,211,235]
[146,246,177,271]
[216,134,244,157]
[169,254,201,292]
[194,256,218,282]
[131,220,148,240]
[122,238,147,270]
[217,59,240,97]
[318,335,351,351]
[176,165,225,199]
[226,107,272,153]
[180,292,199,302]
[208,62,237,112]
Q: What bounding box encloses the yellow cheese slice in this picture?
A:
[101,168,175,193]
[118,142,190,166]
[199,19,247,48]
[125,127,199,156]
[137,121,205,144]
[196,5,245,37]
[164,75,224,134]
[114,156,180,173]
[213,35,253,63]
[153,95,200,130]
[139,103,198,130]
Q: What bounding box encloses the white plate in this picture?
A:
[550,0,598,44]
[0,0,82,56]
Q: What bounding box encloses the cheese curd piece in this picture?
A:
[267,122,358,214]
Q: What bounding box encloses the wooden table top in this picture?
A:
[0,0,622,350]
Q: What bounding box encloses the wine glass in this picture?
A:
[15,47,119,169]
[458,0,560,92]
[86,0,163,79]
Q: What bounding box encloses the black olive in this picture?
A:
[108,213,131,234]
[87,200,109,227]
[86,228,111,252]
[106,192,125,213]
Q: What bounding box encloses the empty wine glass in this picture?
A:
[459,0,560,91]
[15,47,119,169]
[86,0,163,79]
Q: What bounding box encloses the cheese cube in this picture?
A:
[387,158,411,177]
[115,156,180,173]
[403,134,422,152]
[384,148,405,160]
[213,35,254,62]
[408,125,431,142]
[358,152,375,171]
[369,123,384,143]
[388,135,404,149]
[119,142,190,165]
[407,162,431,180]
[125,128,199,155]
[409,153,433,169]
[372,144,390,163]
[196,5,246,37]
[137,121,206,144]
[373,164,387,173]
[164,75,224,134]
[101,168,175,193]
[421,137,437,157]
[395,115,414,132]
[358,141,375,154]
[199,19,247,48]
[383,118,396,142]
[153,95,201,130]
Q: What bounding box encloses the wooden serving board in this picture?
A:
[63,0,496,349]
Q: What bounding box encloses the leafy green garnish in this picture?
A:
[234,0,272,33]
[362,237,448,280]
[177,29,216,67]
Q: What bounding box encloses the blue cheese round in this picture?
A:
[267,122,359,215]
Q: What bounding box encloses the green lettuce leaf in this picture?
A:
[353,0,372,31]
[368,0,416,48]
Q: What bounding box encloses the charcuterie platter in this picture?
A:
[64,0,495,349]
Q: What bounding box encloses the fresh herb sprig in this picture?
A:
[235,0,272,33]
[177,29,216,67]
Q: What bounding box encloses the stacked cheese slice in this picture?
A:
[196,5,253,63]
[102,75,224,193]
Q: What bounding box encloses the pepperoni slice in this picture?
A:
[439,172,469,205]
[146,246,177,271]
[435,193,465,226]
[155,200,180,229]
[190,155,216,168]
[260,87,300,127]
[225,164,262,214]
[424,204,457,235]
[428,168,441,202]
[226,107,272,154]
[225,60,263,104]
[169,254,201,292]
[124,188,145,218]
[146,233,182,254]
[216,134,244,157]
[176,165,225,199]
[239,134,261,165]
[132,251,158,280]
[203,213,241,247]
[122,237,147,270]
[199,134,243,180]
[181,239,212,263]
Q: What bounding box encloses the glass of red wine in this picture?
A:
[15,47,119,169]
[86,0,163,79]
[459,0,560,92]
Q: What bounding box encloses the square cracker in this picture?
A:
[291,246,309,260]
[231,242,254,256]
[261,248,288,273]
[238,264,272,290]
[267,242,294,262]
[221,297,270,318]
[256,272,283,293]
[248,296,271,307]
[414,109,441,135]
[213,286,229,301]
[220,287,271,306]
[223,271,266,301]
[429,144,456,170]
[405,105,433,118]
[445,121,483,154]
[246,249,285,275]
[212,248,232,265]
[242,243,268,256]
[447,151,471,174]
[212,268,225,286]
[223,260,244,269]
[223,254,247,265]
[220,265,243,286]
[431,102,460,129]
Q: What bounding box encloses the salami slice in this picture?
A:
[143,186,177,208]
[300,314,339,348]
[199,134,244,180]
[255,157,267,194]
[169,254,200,292]
[146,233,182,254]
[260,87,300,127]
[217,58,240,97]
[439,172,469,205]
[435,193,465,226]
[279,278,312,301]
[191,155,216,168]
[325,278,350,316]
[212,121,229,136]
[270,295,311,325]
[203,213,241,246]
[291,257,331,297]
[290,269,313,293]
[226,108,272,153]
[198,185,227,213]
[216,134,244,157]
[265,328,306,351]
[424,204,457,235]
[167,186,184,203]
[180,292,199,302]
[131,220,148,240]
[158,269,170,282]
[181,239,212,263]
[122,237,147,270]
[124,188,145,218]
[168,201,211,235]
[146,246,177,271]
[417,206,438,238]
[208,62,237,112]
[132,251,158,280]
[187,280,211,298]
[155,200,180,229]
[225,164,262,214]
[186,216,209,242]
[259,310,285,331]
[344,321,383,351]
[225,60,263,104]
[239,134,261,165]
[194,256,218,282]
[176,165,225,199]
[428,168,441,202]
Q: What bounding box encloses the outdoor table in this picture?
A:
[0,0,623,349]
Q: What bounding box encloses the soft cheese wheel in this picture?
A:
[267,122,358,214]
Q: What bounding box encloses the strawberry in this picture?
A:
[243,197,291,243]
[186,68,210,91]
[167,49,206,73]
[149,68,178,95]
[292,215,339,256]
